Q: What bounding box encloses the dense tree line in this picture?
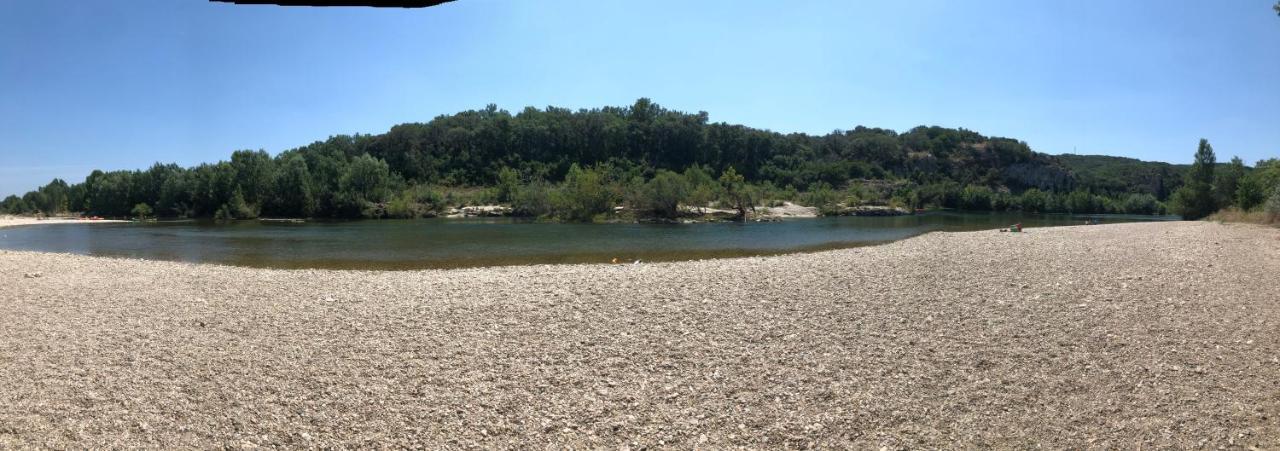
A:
[1,99,1274,221]
[1166,139,1280,221]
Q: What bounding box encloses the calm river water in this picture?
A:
[0,212,1176,270]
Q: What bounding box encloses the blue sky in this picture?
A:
[1,0,1278,197]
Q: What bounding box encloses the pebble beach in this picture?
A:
[1,220,1277,448]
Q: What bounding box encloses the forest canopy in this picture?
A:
[1,99,1265,221]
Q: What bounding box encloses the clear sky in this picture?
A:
[1,0,1278,197]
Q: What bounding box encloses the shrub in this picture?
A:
[553,164,615,221]
[635,170,690,218]
[1172,139,1218,220]
[991,192,1017,211]
[495,167,520,203]
[511,181,553,217]
[1120,193,1159,215]
[385,186,444,219]
[215,189,258,220]
[1236,176,1266,211]
[803,183,841,216]
[1267,185,1280,222]
[960,185,993,210]
[131,203,153,219]
[1170,182,1215,220]
[718,167,758,219]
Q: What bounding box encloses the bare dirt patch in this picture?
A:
[1,221,1277,448]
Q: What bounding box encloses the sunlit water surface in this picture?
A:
[0,212,1177,270]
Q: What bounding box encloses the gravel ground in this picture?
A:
[1,221,1278,449]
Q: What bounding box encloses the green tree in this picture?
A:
[1120,193,1159,215]
[1236,175,1266,211]
[230,149,275,209]
[1214,156,1245,207]
[511,180,553,217]
[341,154,393,204]
[1170,139,1217,220]
[682,165,719,214]
[1019,188,1047,213]
[803,183,841,215]
[553,164,614,221]
[219,189,256,219]
[495,167,520,203]
[636,170,690,218]
[960,185,994,210]
[1065,190,1097,214]
[269,155,316,217]
[36,179,70,213]
[1,195,30,214]
[131,203,153,219]
[2,100,1234,220]
[1267,185,1280,221]
[718,166,755,219]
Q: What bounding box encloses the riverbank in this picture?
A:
[1,221,1277,448]
[0,216,127,229]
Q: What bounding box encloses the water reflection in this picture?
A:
[0,212,1177,270]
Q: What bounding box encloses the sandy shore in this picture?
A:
[1,221,1278,448]
[0,216,127,229]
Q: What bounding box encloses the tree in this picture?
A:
[1019,188,1048,213]
[1214,156,1245,207]
[511,180,553,217]
[269,155,316,217]
[230,149,275,209]
[341,154,393,204]
[718,166,755,220]
[495,167,520,203]
[2,100,1227,221]
[1120,193,1159,215]
[1236,176,1266,211]
[1,195,30,214]
[960,185,994,210]
[36,179,70,213]
[1268,185,1280,222]
[553,164,614,221]
[85,170,136,218]
[682,165,719,214]
[636,170,690,218]
[1065,190,1100,214]
[1170,139,1217,220]
[131,203,153,219]
[218,188,256,219]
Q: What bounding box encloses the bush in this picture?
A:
[1065,190,1104,214]
[511,181,554,217]
[635,170,690,218]
[718,167,758,219]
[1120,193,1159,215]
[1170,182,1215,220]
[960,185,993,210]
[385,185,444,218]
[1236,176,1266,211]
[991,192,1016,211]
[131,203,153,219]
[215,189,257,220]
[553,164,616,221]
[802,183,841,216]
[1267,186,1280,222]
[495,167,520,203]
[1018,188,1046,213]
[1,195,31,214]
